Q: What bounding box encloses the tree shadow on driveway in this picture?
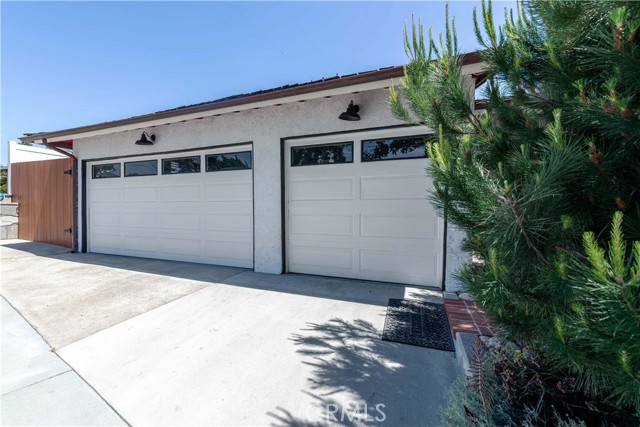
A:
[268,318,456,427]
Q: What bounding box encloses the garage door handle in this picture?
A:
[64,227,73,234]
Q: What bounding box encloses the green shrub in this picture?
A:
[391,0,640,415]
[443,336,635,426]
[0,169,7,194]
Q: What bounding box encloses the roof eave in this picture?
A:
[20,51,484,143]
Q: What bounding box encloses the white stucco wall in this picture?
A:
[445,224,468,292]
[74,85,472,290]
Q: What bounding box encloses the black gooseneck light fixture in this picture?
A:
[339,100,360,121]
[135,131,156,145]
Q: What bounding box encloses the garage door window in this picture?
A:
[291,142,353,166]
[125,160,158,177]
[206,151,252,172]
[361,136,428,162]
[162,156,201,175]
[92,163,121,179]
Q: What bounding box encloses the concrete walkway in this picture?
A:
[1,298,126,426]
[1,240,457,426]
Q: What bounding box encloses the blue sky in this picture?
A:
[1,1,513,165]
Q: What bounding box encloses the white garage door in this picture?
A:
[87,145,253,268]
[285,128,443,287]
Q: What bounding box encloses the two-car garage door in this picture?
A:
[285,128,444,287]
[87,145,253,268]
[86,129,443,287]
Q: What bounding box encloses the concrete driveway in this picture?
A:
[1,240,457,426]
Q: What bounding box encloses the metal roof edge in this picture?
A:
[20,51,484,143]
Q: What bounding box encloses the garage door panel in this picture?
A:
[161,238,203,257]
[120,202,160,211]
[360,249,438,274]
[205,181,251,201]
[90,226,123,237]
[357,269,440,286]
[289,177,354,201]
[203,229,252,241]
[92,188,121,203]
[205,213,252,232]
[203,200,252,213]
[288,203,357,215]
[289,245,353,272]
[162,185,202,202]
[287,132,443,287]
[123,236,161,253]
[91,233,123,251]
[91,210,121,227]
[87,146,253,268]
[356,203,438,214]
[360,175,429,200]
[289,213,354,237]
[162,213,202,230]
[204,241,253,268]
[123,212,160,228]
[360,214,440,240]
[124,186,159,202]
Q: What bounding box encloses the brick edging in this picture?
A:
[444,298,495,338]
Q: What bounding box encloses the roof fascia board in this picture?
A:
[35,78,400,143]
[24,55,486,144]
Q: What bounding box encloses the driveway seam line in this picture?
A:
[1,296,57,349]
[1,296,132,427]
[1,369,72,396]
[57,358,132,427]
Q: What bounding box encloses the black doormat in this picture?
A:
[382,299,454,351]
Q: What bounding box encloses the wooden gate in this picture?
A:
[11,158,74,248]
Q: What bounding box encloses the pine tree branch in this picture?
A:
[517,83,551,104]
[555,243,588,262]
[619,282,640,322]
[497,194,544,258]
[465,110,484,135]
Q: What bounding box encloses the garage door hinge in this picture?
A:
[64,227,73,234]
[64,169,73,175]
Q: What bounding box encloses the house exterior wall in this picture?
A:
[445,224,467,292]
[74,87,469,291]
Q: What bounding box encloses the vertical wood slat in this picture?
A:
[11,158,74,248]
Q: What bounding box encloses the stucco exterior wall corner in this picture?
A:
[445,223,470,293]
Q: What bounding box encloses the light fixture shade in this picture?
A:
[135,132,156,145]
[339,101,360,121]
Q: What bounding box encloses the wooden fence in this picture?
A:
[11,158,74,248]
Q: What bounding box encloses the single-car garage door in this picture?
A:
[285,128,443,287]
[86,145,253,268]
